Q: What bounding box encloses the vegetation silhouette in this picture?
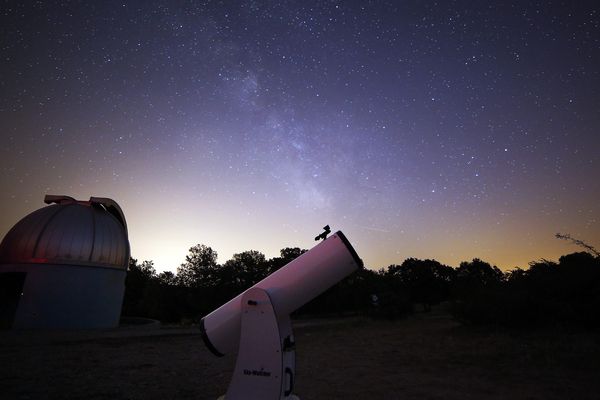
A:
[555,233,600,257]
[123,239,600,329]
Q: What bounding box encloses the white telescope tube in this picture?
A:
[200,231,363,356]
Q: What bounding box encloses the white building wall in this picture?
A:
[6,263,126,329]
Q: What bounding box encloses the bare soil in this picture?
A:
[1,314,600,399]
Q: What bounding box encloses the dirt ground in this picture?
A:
[1,314,600,399]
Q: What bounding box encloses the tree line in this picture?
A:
[123,244,600,329]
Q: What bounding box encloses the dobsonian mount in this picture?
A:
[314,225,331,241]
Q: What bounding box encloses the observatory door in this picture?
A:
[0,272,26,329]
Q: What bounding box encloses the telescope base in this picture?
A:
[220,287,298,400]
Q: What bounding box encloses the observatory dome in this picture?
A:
[0,195,129,269]
[0,195,129,329]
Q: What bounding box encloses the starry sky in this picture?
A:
[1,1,599,272]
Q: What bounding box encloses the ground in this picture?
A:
[1,314,600,399]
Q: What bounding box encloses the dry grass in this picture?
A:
[1,315,599,399]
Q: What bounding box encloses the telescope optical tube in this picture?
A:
[200,231,363,357]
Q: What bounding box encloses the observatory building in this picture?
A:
[0,195,129,329]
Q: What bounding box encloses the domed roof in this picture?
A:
[0,195,129,269]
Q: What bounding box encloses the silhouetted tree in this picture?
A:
[280,247,306,262]
[122,258,157,317]
[144,271,182,323]
[265,247,307,275]
[556,233,600,257]
[453,252,600,328]
[221,250,269,292]
[361,267,412,319]
[455,258,503,290]
[172,244,220,318]
[555,252,600,326]
[451,258,504,324]
[387,258,455,311]
[177,244,219,288]
[158,271,177,286]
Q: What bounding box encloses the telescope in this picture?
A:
[200,230,363,399]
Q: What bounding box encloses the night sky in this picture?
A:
[1,1,599,272]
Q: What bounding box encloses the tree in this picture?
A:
[157,271,177,286]
[455,258,503,289]
[386,258,455,311]
[122,258,157,317]
[555,233,600,257]
[177,244,219,288]
[452,258,506,325]
[266,247,307,274]
[222,250,268,291]
[279,247,306,262]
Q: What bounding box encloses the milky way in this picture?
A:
[1,1,599,271]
